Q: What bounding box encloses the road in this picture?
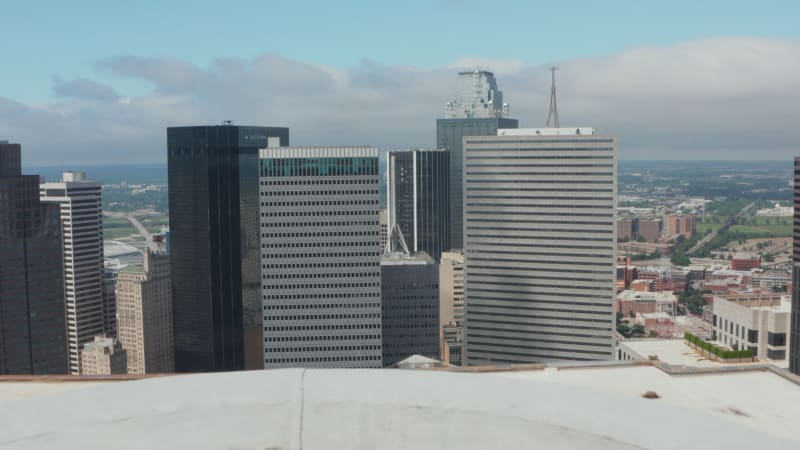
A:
[687,201,756,255]
[105,211,161,253]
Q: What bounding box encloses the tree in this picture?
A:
[631,324,646,337]
[629,309,636,318]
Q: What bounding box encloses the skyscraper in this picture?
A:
[381,250,440,366]
[437,71,518,249]
[0,141,68,375]
[790,157,800,375]
[463,128,617,364]
[40,171,109,374]
[260,147,382,368]
[116,250,174,374]
[168,124,289,372]
[386,149,450,260]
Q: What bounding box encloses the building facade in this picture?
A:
[637,219,663,242]
[439,250,465,365]
[260,147,382,368]
[437,70,517,250]
[791,157,800,374]
[116,250,174,374]
[40,171,108,374]
[381,251,440,366]
[167,125,289,372]
[463,128,617,364]
[713,294,790,362]
[80,335,127,375]
[386,149,450,261]
[0,142,68,374]
[666,213,696,239]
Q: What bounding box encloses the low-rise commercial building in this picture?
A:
[80,336,127,375]
[712,294,790,361]
[617,290,677,317]
[732,254,761,271]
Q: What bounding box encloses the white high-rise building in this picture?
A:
[260,147,383,368]
[41,171,110,374]
[463,128,617,365]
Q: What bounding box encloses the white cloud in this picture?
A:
[1,36,799,165]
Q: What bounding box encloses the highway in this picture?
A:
[687,201,756,255]
[105,211,161,253]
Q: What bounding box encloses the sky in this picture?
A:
[1,0,800,165]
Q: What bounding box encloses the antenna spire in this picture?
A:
[546,67,560,128]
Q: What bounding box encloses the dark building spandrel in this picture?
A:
[167,125,288,372]
[0,142,68,374]
[435,117,518,250]
[791,157,800,375]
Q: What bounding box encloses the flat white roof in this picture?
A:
[498,127,596,136]
[1,366,797,449]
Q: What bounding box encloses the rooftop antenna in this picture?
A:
[546,67,560,128]
[222,120,233,125]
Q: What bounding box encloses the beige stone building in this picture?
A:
[80,335,127,375]
[439,250,464,365]
[116,250,174,374]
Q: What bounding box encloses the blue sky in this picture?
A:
[1,1,799,163]
[4,0,798,102]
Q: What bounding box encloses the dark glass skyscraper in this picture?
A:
[167,125,289,372]
[386,149,450,261]
[790,157,800,375]
[436,117,518,250]
[381,251,440,366]
[0,141,68,374]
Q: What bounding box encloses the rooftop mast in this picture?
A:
[546,67,560,128]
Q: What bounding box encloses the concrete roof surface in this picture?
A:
[1,368,798,449]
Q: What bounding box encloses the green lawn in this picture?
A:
[696,216,728,234]
[731,216,792,237]
[103,217,137,240]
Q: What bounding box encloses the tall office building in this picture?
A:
[437,71,518,249]
[386,149,450,261]
[381,250,440,366]
[41,171,109,374]
[790,157,800,375]
[168,125,289,372]
[102,269,117,337]
[116,250,174,374]
[463,128,617,364]
[0,141,68,374]
[260,147,382,368]
[440,250,465,366]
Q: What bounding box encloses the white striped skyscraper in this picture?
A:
[463,128,617,364]
[40,172,109,374]
[260,147,382,368]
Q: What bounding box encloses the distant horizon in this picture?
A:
[25,158,798,169]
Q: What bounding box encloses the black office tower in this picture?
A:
[791,157,800,375]
[436,117,518,249]
[0,141,68,374]
[168,125,288,372]
[386,149,450,261]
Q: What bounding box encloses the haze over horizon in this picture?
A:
[2,1,799,165]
